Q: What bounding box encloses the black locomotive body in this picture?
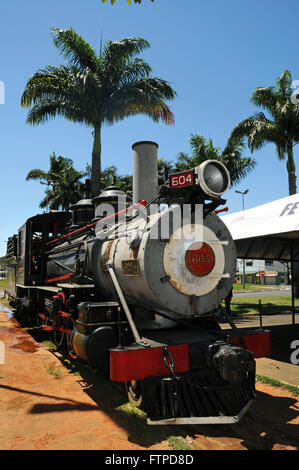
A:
[5,160,258,425]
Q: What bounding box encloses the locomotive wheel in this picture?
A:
[15,305,24,324]
[125,381,143,407]
[16,304,27,326]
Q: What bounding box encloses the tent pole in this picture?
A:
[290,243,295,325]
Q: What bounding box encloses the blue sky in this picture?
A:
[1,0,299,255]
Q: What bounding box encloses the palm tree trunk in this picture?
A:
[91,125,102,197]
[287,144,297,195]
[288,171,297,195]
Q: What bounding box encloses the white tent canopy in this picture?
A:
[221,194,299,262]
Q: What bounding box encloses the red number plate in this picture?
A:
[170,171,194,189]
[185,242,216,277]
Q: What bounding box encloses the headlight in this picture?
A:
[195,160,230,197]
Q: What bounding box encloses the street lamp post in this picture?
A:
[235,189,249,289]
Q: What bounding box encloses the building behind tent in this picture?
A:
[236,259,289,286]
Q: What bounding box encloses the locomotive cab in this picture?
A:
[6,211,71,300]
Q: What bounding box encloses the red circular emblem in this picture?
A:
[185,242,215,277]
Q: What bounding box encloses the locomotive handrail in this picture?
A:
[45,200,147,247]
[106,260,149,348]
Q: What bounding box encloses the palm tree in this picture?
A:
[229,69,299,195]
[111,173,133,197]
[157,157,174,185]
[21,27,176,197]
[26,152,87,210]
[85,163,133,197]
[221,135,257,186]
[173,133,256,186]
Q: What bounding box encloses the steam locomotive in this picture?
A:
[5,141,259,425]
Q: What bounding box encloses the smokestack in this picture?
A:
[132,141,158,205]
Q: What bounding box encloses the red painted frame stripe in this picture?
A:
[229,331,271,358]
[58,311,69,318]
[46,273,73,284]
[37,312,46,320]
[42,325,53,331]
[110,344,189,382]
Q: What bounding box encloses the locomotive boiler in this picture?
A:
[5,141,259,425]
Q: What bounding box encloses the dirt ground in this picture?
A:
[0,303,298,451]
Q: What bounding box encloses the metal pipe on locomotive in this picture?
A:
[5,141,259,425]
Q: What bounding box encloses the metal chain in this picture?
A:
[163,347,178,379]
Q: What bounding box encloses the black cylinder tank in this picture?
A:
[70,326,117,374]
[92,186,132,221]
[71,199,95,228]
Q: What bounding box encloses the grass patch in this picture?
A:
[47,363,63,379]
[115,402,168,445]
[117,402,147,420]
[116,403,174,448]
[229,296,299,316]
[43,339,58,351]
[233,283,278,292]
[115,402,195,450]
[168,435,194,450]
[0,280,6,289]
[256,374,299,396]
[59,354,88,377]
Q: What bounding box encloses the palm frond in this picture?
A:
[221,138,256,186]
[25,169,48,181]
[175,133,255,186]
[250,87,277,117]
[52,27,98,71]
[104,77,176,125]
[28,153,87,210]
[21,65,76,108]
[102,37,150,68]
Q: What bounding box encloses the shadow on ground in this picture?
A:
[22,323,299,450]
[1,302,298,450]
[183,390,299,450]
